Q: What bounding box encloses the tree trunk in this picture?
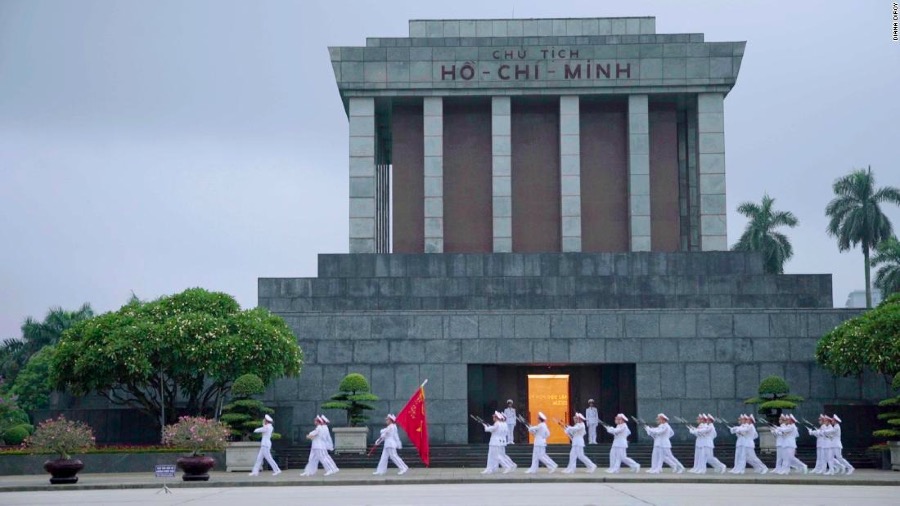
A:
[864,243,872,309]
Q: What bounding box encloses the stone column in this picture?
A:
[628,94,651,252]
[348,97,377,253]
[560,96,582,252]
[423,97,443,253]
[697,93,727,251]
[492,96,512,252]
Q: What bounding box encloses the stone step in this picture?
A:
[315,252,766,279]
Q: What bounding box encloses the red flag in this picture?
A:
[395,380,430,467]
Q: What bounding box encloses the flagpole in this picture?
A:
[420,379,428,388]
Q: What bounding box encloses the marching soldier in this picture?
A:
[374,414,409,475]
[729,414,767,474]
[772,414,807,474]
[771,414,788,474]
[497,412,518,473]
[503,400,517,444]
[604,413,640,473]
[586,399,600,444]
[481,411,506,474]
[562,413,597,473]
[318,415,339,475]
[525,412,558,473]
[248,414,281,476]
[809,414,843,474]
[688,414,725,473]
[301,415,335,476]
[644,413,684,473]
[830,414,854,474]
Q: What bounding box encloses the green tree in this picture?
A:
[732,194,799,274]
[52,288,303,429]
[220,373,279,441]
[10,346,56,412]
[744,375,804,424]
[874,372,900,442]
[321,373,379,427]
[825,166,900,308]
[815,293,900,379]
[873,236,900,298]
[0,304,93,385]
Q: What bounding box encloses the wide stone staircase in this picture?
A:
[271,443,881,471]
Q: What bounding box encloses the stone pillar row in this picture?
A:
[347,94,726,254]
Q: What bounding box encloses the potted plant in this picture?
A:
[0,390,34,445]
[744,375,804,452]
[321,372,378,454]
[873,372,900,470]
[220,373,280,471]
[26,415,95,484]
[162,416,230,481]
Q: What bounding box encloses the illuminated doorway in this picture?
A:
[527,374,570,444]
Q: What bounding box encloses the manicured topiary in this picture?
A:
[219,373,279,441]
[873,372,900,441]
[3,425,30,445]
[745,375,804,424]
[321,373,379,427]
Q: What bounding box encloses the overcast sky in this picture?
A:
[1,0,898,338]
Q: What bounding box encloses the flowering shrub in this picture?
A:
[0,444,195,455]
[26,416,95,460]
[162,416,229,456]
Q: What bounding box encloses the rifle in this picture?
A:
[713,417,735,430]
[516,414,530,427]
[630,415,648,427]
[674,416,696,430]
[469,414,487,426]
[802,418,818,431]
[367,438,382,456]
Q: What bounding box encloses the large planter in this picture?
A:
[890,441,900,471]
[226,441,260,472]
[43,458,84,484]
[757,426,775,454]
[176,455,215,481]
[332,426,368,454]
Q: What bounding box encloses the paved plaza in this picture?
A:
[1,482,898,506]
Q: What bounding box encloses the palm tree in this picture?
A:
[825,166,900,308]
[732,194,799,274]
[872,236,900,298]
[0,304,93,384]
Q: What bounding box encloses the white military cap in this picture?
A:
[575,412,586,421]
[507,399,514,404]
[387,413,397,422]
[315,415,323,423]
[264,414,273,422]
[588,398,595,403]
[832,414,842,423]
[705,413,714,420]
[657,413,668,421]
[788,414,798,422]
[538,412,547,421]
[320,415,330,424]
[748,414,755,423]
[616,413,627,420]
[494,411,504,420]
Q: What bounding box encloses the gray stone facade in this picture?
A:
[259,252,887,444]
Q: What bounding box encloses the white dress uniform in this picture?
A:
[374,421,408,475]
[503,405,517,444]
[809,422,829,474]
[821,423,846,474]
[249,417,281,476]
[562,416,596,473]
[605,421,640,473]
[319,421,339,474]
[586,404,599,444]
[772,422,787,474]
[831,419,854,474]
[773,422,806,474]
[525,416,558,473]
[644,420,684,473]
[482,417,506,474]
[497,421,517,472]
[689,420,726,473]
[729,421,767,474]
[302,423,331,476]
